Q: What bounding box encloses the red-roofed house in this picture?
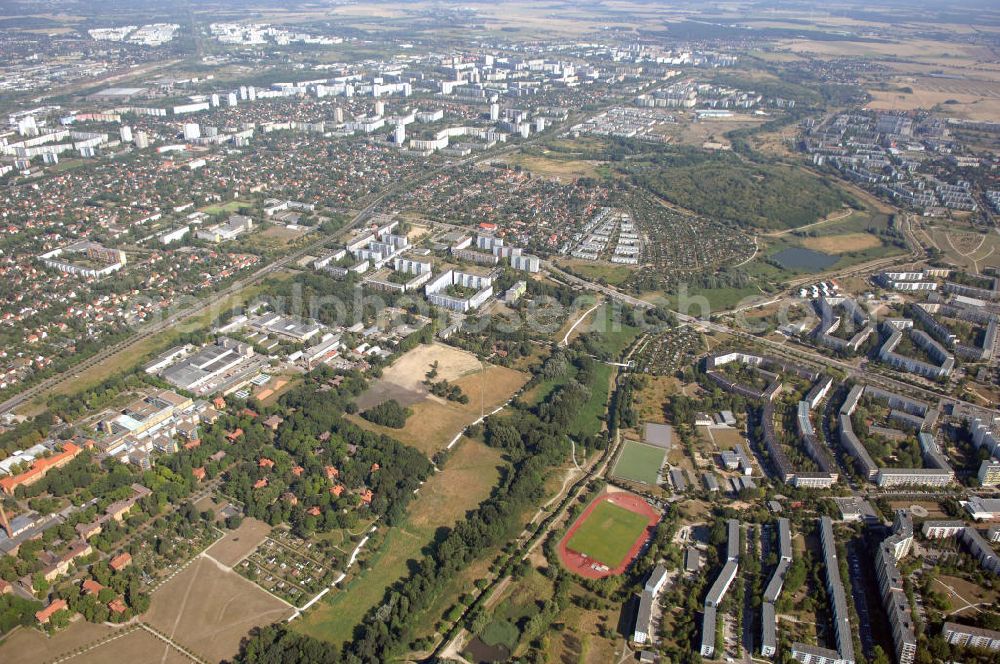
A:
[359,489,373,504]
[0,442,83,495]
[307,506,321,516]
[192,467,206,482]
[258,458,275,469]
[108,598,127,614]
[213,396,226,410]
[0,579,11,595]
[370,463,380,473]
[109,552,132,572]
[253,478,268,489]
[324,466,339,480]
[292,465,304,476]
[330,485,344,498]
[82,579,104,595]
[226,428,243,442]
[35,599,68,624]
[242,408,258,419]
[184,438,202,450]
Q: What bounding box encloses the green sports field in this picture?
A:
[565,501,651,567]
[611,440,666,485]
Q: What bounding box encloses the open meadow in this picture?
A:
[293,436,503,646]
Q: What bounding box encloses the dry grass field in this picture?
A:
[408,437,504,531]
[70,628,196,664]
[631,375,680,424]
[799,233,884,254]
[203,517,272,566]
[352,345,528,457]
[506,152,605,181]
[356,342,483,410]
[145,556,295,662]
[0,619,120,664]
[935,574,999,615]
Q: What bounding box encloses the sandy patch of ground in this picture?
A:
[145,556,294,663]
[203,517,272,566]
[355,342,483,411]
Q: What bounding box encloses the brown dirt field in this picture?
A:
[350,363,528,457]
[799,233,883,254]
[203,517,271,566]
[0,619,120,664]
[69,628,195,664]
[145,556,294,663]
[355,342,484,410]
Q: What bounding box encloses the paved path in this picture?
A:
[561,301,602,346]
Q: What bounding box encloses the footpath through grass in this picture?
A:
[292,438,503,645]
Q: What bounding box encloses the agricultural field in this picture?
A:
[144,556,296,663]
[612,440,666,485]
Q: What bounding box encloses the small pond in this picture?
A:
[772,247,838,271]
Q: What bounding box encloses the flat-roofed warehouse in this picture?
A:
[88,87,147,100]
[159,338,256,393]
[247,312,324,342]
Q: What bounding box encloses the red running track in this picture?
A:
[557,491,661,579]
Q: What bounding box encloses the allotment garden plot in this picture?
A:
[237,533,339,606]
